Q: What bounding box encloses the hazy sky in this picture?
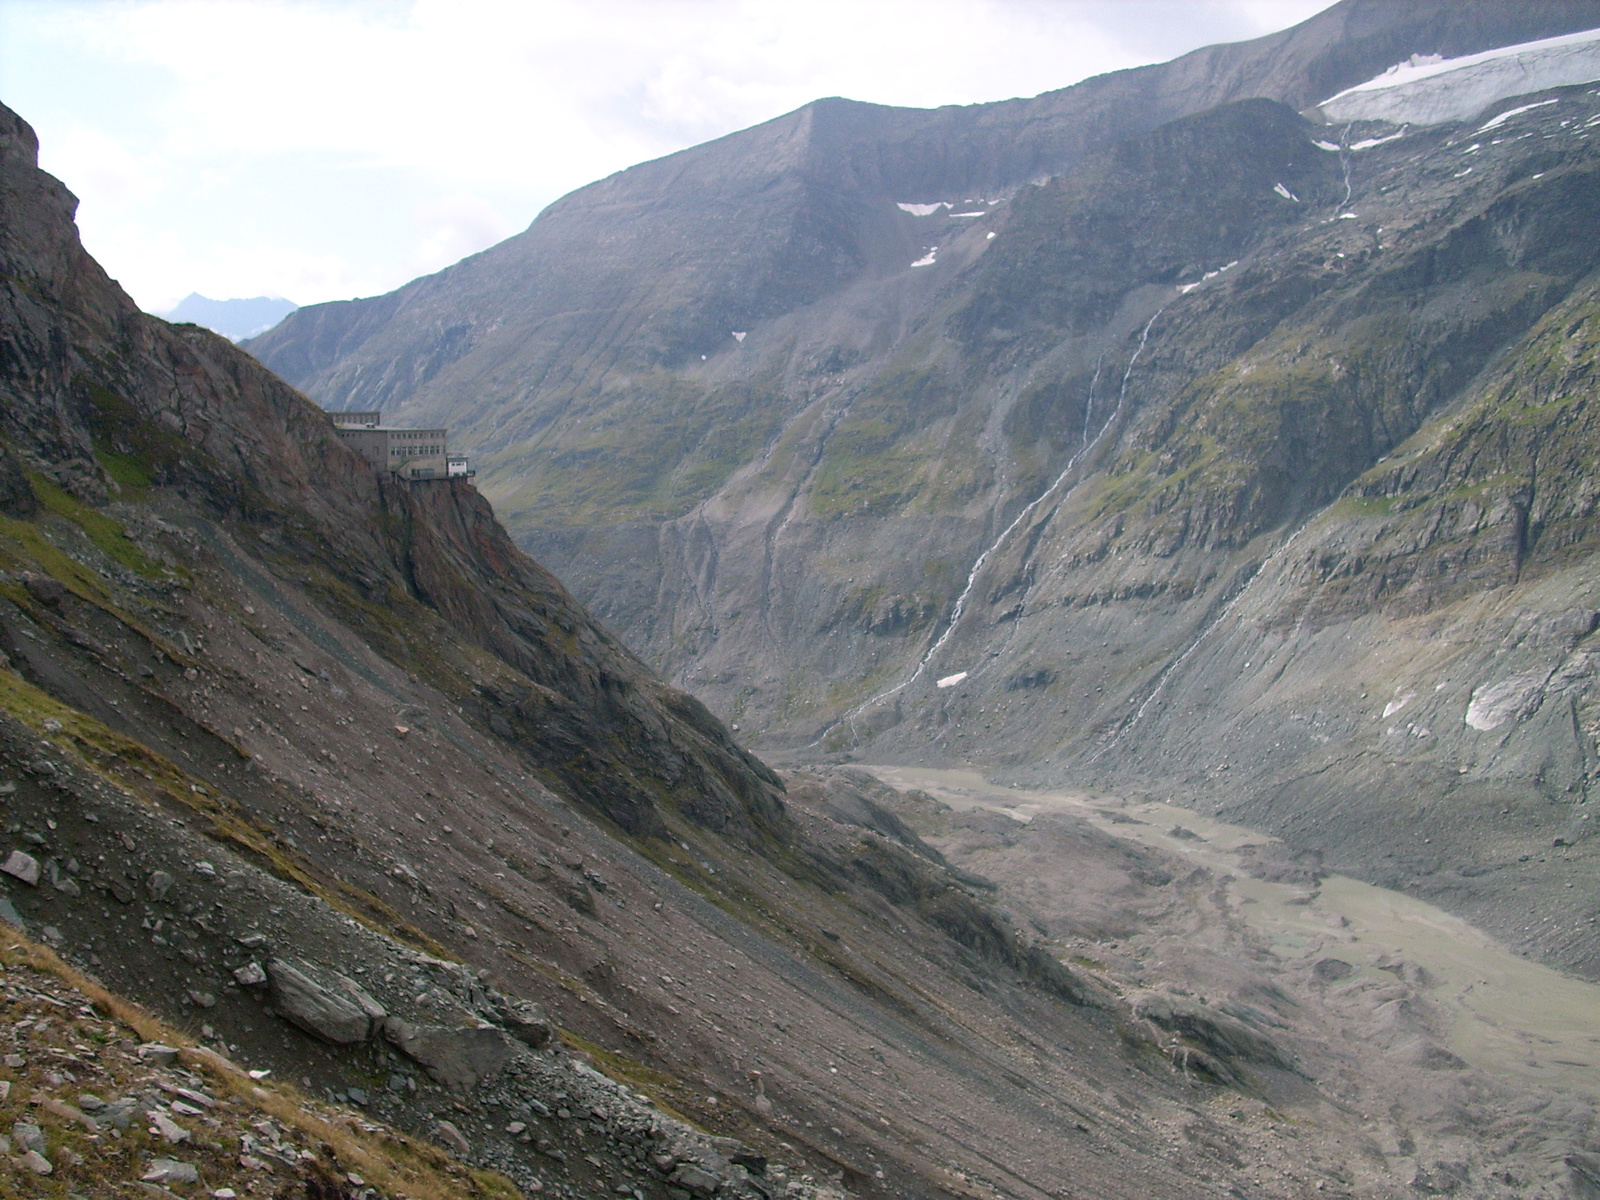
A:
[0,0,1332,312]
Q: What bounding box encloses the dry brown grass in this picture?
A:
[0,931,521,1200]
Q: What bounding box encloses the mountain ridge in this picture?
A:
[246,0,1600,408]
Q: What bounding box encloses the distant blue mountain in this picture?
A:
[158,293,297,341]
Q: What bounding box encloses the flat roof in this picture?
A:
[335,426,446,433]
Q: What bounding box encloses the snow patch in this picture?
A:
[986,231,996,239]
[1273,182,1300,201]
[910,248,938,268]
[1178,260,1239,294]
[731,331,746,342]
[936,672,968,689]
[1349,130,1407,151]
[950,211,986,218]
[898,202,951,216]
[1478,97,1561,131]
[1313,140,1342,152]
[1317,27,1600,126]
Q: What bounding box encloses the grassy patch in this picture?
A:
[0,513,117,606]
[83,380,196,488]
[28,472,169,579]
[1330,494,1399,518]
[96,447,154,493]
[495,376,789,528]
[809,366,961,519]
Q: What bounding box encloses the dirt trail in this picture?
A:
[866,766,1600,1103]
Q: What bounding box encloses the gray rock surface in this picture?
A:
[2,849,38,885]
[493,996,552,1049]
[142,1156,198,1183]
[383,1018,517,1091]
[266,958,376,1045]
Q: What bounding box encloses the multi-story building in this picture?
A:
[326,410,472,480]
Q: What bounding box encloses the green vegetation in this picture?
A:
[0,513,118,606]
[496,374,789,527]
[809,364,976,518]
[84,380,195,486]
[96,446,154,492]
[28,472,169,579]
[1330,494,1399,518]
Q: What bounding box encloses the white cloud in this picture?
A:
[411,192,517,275]
[77,217,379,314]
[0,0,1333,309]
[43,126,162,209]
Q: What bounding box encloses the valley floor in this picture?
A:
[861,765,1600,1199]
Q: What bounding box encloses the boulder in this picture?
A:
[143,1158,199,1184]
[2,850,39,886]
[670,1163,723,1195]
[384,1018,517,1091]
[266,958,380,1045]
[149,1112,190,1144]
[434,1119,471,1155]
[495,997,552,1049]
[12,1121,46,1154]
[21,575,63,606]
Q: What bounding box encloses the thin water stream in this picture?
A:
[824,311,1164,746]
[866,765,1600,1101]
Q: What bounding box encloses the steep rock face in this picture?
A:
[0,103,781,845]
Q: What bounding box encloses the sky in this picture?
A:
[0,0,1333,313]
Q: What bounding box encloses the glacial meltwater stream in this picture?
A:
[867,766,1600,1101]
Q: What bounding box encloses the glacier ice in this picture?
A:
[1316,27,1600,127]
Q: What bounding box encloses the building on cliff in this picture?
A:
[326,409,472,480]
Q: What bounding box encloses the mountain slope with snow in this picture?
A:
[243,0,1600,990]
